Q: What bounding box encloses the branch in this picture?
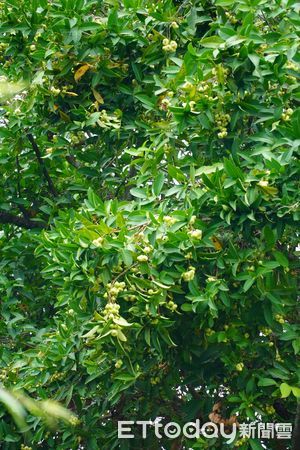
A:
[66,154,81,168]
[27,133,58,197]
[0,211,44,229]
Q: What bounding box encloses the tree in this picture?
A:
[0,0,299,449]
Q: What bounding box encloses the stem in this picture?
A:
[0,211,44,229]
[27,133,58,197]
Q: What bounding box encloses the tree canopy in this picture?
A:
[0,0,299,449]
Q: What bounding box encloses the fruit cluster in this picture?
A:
[260,327,272,335]
[167,300,178,312]
[215,112,230,138]
[104,282,126,300]
[235,362,244,372]
[115,359,123,369]
[205,328,215,337]
[281,108,293,121]
[266,405,276,415]
[162,38,177,52]
[275,314,285,324]
[103,302,120,320]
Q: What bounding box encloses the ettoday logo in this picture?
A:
[118,420,238,443]
[118,420,293,443]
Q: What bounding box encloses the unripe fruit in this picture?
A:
[235,362,244,372]
[115,359,123,369]
[137,254,148,262]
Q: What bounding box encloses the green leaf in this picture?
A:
[121,249,133,266]
[129,187,148,198]
[243,277,255,292]
[153,173,165,196]
[291,386,300,398]
[280,383,292,398]
[199,36,224,48]
[273,251,289,268]
[249,439,265,450]
[258,378,277,387]
[264,226,276,250]
[223,157,244,180]
[135,94,156,109]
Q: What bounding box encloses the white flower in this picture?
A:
[188,229,202,240]
[182,81,193,91]
[258,180,269,187]
[92,237,104,247]
[182,266,196,282]
[163,215,177,226]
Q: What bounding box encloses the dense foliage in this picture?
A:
[0,0,299,449]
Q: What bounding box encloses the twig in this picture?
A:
[0,211,44,229]
[27,133,58,196]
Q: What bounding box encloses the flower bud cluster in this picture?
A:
[50,371,64,382]
[225,11,238,24]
